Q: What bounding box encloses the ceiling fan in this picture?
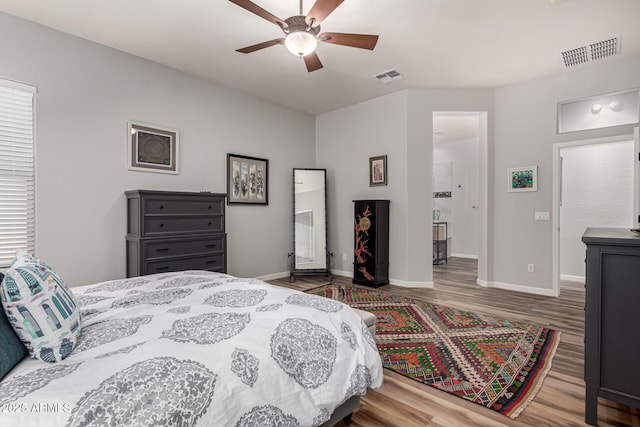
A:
[229,0,379,72]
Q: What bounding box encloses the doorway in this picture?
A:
[432,111,487,284]
[552,132,637,294]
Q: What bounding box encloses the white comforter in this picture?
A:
[0,271,383,427]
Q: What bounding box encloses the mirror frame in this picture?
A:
[290,168,331,281]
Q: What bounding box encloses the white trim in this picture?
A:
[431,111,489,287]
[255,271,290,281]
[389,279,434,288]
[314,269,433,288]
[451,253,478,259]
[552,133,634,301]
[331,269,353,278]
[477,280,556,297]
[560,274,585,283]
[0,77,36,93]
[634,127,639,229]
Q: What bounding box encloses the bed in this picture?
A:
[0,269,383,426]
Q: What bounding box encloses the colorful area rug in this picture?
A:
[306,284,560,419]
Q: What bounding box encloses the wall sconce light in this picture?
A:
[590,103,602,114]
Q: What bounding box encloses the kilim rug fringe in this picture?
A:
[306,284,561,419]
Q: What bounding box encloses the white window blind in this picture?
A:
[0,79,35,268]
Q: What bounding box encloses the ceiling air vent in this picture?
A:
[561,46,589,67]
[590,37,618,61]
[561,36,620,68]
[374,69,403,84]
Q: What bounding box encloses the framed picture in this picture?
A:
[508,166,538,192]
[128,121,179,174]
[227,153,268,205]
[369,155,387,186]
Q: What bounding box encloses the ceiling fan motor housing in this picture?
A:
[283,16,320,36]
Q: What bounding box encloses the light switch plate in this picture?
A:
[535,211,550,221]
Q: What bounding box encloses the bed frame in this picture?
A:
[321,395,359,426]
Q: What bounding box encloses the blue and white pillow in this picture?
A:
[0,250,82,363]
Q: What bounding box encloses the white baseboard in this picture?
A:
[560,274,585,282]
[451,253,479,260]
[331,269,353,278]
[390,279,434,288]
[256,271,290,281]
[477,279,557,297]
[325,269,433,288]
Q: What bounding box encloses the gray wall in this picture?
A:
[316,89,494,286]
[494,54,640,292]
[0,13,316,286]
[316,91,410,282]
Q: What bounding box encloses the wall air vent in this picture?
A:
[561,36,620,68]
[374,69,403,84]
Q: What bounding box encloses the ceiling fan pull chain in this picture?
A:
[299,0,303,15]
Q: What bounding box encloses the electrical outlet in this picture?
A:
[527,264,535,273]
[342,253,347,261]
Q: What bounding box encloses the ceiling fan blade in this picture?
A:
[318,32,379,50]
[229,0,287,28]
[236,39,284,54]
[303,52,323,72]
[305,0,344,27]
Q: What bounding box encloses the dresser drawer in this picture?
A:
[143,235,225,260]
[144,196,224,216]
[144,215,224,236]
[144,254,225,274]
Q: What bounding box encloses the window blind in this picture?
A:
[0,79,35,268]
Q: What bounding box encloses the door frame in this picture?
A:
[431,111,488,285]
[552,131,636,295]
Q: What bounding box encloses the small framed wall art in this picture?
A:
[508,166,538,192]
[227,153,269,205]
[369,155,387,186]
[128,121,179,174]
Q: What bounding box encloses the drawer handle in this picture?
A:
[156,248,169,252]
[159,223,164,228]
[208,205,212,210]
[208,222,212,226]
[205,244,217,248]
[156,266,170,271]
[205,260,217,265]
[159,204,164,210]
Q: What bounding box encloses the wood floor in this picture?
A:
[269,258,640,427]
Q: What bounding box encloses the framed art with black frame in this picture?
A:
[369,155,387,186]
[227,153,269,205]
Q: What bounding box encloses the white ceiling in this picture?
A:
[1,0,639,115]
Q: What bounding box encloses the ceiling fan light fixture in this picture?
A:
[285,30,317,57]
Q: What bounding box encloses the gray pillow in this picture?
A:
[0,272,29,380]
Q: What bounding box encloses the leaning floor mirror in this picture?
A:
[290,168,330,281]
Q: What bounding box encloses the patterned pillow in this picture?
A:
[0,251,82,363]
[0,272,28,379]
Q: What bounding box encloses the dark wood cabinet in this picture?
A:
[582,227,640,425]
[126,190,227,277]
[353,200,389,286]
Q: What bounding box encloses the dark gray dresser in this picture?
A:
[582,227,640,425]
[126,190,227,277]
